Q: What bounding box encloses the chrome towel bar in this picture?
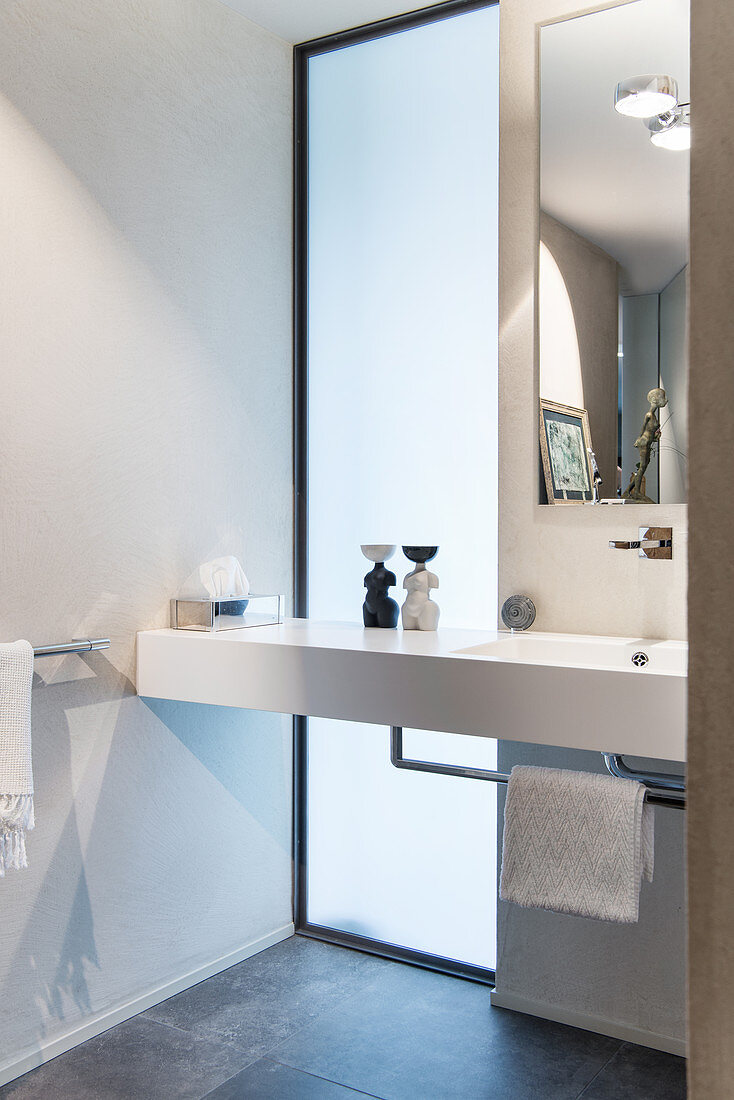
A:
[390,727,686,809]
[601,752,685,797]
[32,638,110,658]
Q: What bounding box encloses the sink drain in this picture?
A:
[631,651,649,668]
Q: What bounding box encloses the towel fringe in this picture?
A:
[0,794,34,876]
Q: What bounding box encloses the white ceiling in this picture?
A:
[217,0,445,44]
[541,0,689,295]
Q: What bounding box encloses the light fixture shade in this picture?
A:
[648,105,691,150]
[614,75,678,118]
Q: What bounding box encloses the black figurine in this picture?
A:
[360,544,399,629]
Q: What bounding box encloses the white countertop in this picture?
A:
[137,619,686,762]
[142,619,504,657]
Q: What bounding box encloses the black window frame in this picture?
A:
[293,0,498,985]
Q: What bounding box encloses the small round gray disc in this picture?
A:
[501,595,536,631]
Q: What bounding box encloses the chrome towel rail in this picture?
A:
[32,638,110,658]
[390,727,686,809]
[602,753,685,796]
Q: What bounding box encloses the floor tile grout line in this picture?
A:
[247,958,505,1071]
[137,1011,263,1063]
[104,945,670,1100]
[140,959,394,1067]
[197,1065,255,1100]
[260,1055,387,1099]
[225,973,391,1065]
[149,957,627,1100]
[573,1042,625,1100]
[5,937,686,1100]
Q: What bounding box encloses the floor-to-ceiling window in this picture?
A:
[296,0,499,977]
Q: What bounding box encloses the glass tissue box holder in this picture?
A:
[171,593,283,632]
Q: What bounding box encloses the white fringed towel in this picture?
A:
[499,765,654,923]
[0,641,35,875]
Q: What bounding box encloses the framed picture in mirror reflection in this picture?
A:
[539,399,595,504]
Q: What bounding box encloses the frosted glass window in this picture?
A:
[306,5,499,970]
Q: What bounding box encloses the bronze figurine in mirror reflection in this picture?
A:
[623,387,668,502]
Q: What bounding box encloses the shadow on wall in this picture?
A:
[0,653,292,1074]
[0,655,125,1067]
[141,697,292,842]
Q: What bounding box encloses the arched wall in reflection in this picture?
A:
[539,212,619,497]
[539,239,584,408]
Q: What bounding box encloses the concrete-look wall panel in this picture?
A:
[687,0,734,1094]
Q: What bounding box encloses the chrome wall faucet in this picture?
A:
[609,526,673,559]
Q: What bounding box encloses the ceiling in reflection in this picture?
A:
[541,0,689,295]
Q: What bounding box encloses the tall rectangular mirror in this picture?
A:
[539,0,689,505]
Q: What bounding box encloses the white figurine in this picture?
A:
[401,546,440,631]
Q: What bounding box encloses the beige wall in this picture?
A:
[0,0,293,1082]
[504,0,734,1082]
[540,212,619,496]
[687,0,734,1094]
[497,0,687,1052]
[499,0,687,640]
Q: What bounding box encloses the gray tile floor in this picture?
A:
[0,936,686,1099]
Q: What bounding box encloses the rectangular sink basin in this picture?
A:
[453,631,687,675]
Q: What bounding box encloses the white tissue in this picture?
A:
[179,556,250,600]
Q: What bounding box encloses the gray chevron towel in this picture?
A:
[499,766,654,923]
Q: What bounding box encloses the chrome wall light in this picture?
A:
[647,104,691,150]
[614,75,690,151]
[614,75,678,118]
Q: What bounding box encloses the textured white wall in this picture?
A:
[0,0,293,1076]
[219,0,446,44]
[499,0,687,639]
